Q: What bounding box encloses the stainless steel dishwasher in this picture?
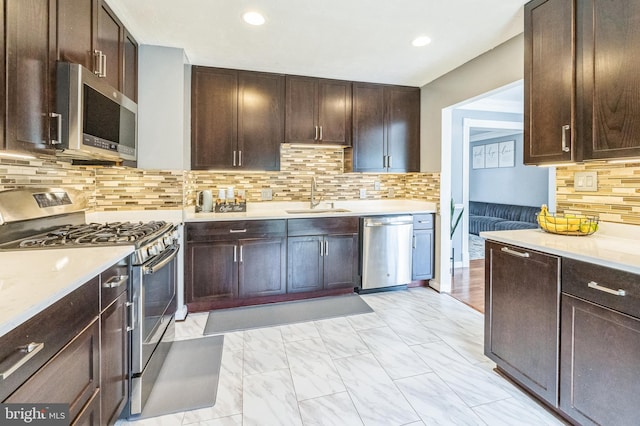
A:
[361,215,413,291]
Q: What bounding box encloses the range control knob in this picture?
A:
[147,244,159,256]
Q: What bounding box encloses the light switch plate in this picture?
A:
[260,188,273,200]
[359,188,367,199]
[574,171,598,192]
[374,181,381,190]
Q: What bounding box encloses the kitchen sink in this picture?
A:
[285,208,351,214]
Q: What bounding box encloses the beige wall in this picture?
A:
[420,34,524,172]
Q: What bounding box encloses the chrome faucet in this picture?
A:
[310,176,322,209]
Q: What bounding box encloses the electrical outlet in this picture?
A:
[574,171,597,192]
[388,188,395,198]
[374,181,381,190]
[359,188,367,199]
[260,188,273,200]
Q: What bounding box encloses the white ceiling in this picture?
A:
[106,0,528,87]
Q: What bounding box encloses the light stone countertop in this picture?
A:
[184,199,438,222]
[0,246,133,338]
[481,223,640,275]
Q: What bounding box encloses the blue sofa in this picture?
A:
[469,201,540,235]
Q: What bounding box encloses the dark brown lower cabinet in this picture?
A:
[560,294,640,426]
[5,321,101,423]
[100,290,128,426]
[484,241,560,407]
[287,217,359,294]
[184,220,287,310]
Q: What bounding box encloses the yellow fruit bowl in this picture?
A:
[537,212,599,236]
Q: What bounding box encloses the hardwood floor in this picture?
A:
[451,259,485,313]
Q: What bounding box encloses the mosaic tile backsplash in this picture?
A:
[556,162,640,225]
[0,145,440,212]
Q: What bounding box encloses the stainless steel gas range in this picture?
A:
[0,187,180,418]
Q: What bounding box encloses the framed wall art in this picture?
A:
[499,140,515,168]
[472,145,485,169]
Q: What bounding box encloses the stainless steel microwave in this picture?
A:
[56,62,137,162]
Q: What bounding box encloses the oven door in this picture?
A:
[130,244,179,375]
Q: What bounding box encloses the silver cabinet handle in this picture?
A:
[101,52,107,78]
[233,245,237,262]
[319,240,324,257]
[239,246,243,263]
[103,274,128,288]
[587,281,626,296]
[229,229,247,233]
[413,235,416,249]
[50,112,62,145]
[383,155,387,168]
[94,50,103,76]
[325,240,329,256]
[126,301,135,332]
[238,150,242,166]
[233,150,237,167]
[388,155,392,168]
[562,124,571,153]
[319,126,323,141]
[315,126,319,141]
[500,247,530,258]
[0,342,44,380]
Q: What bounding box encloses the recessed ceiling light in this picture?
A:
[243,11,265,26]
[412,36,432,47]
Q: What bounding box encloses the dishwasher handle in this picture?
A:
[364,216,413,227]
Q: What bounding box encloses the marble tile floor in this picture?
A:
[118,287,566,426]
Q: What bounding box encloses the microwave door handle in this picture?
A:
[50,113,62,145]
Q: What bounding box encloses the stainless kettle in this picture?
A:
[197,190,213,212]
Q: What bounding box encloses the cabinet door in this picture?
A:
[123,28,138,102]
[352,83,386,172]
[185,242,238,303]
[287,236,324,293]
[412,229,433,280]
[100,291,128,426]
[5,0,56,153]
[239,238,286,298]
[524,0,575,164]
[318,79,351,145]
[580,0,640,160]
[485,242,560,406]
[386,86,420,172]
[324,234,358,290]
[6,321,100,423]
[560,294,640,426]
[285,76,317,143]
[237,71,284,170]
[96,1,122,91]
[57,0,96,71]
[191,67,238,169]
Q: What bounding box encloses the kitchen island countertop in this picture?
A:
[481,224,640,275]
[0,246,134,338]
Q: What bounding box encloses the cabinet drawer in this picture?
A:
[413,214,433,230]
[0,278,99,401]
[186,220,286,241]
[562,258,640,319]
[288,217,358,236]
[100,259,128,310]
[5,320,100,423]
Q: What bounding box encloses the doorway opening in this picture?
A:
[440,80,554,312]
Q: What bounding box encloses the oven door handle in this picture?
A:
[143,244,180,275]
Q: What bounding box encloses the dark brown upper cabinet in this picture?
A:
[57,0,136,99]
[352,82,420,172]
[5,0,57,154]
[123,28,138,101]
[578,0,640,160]
[285,76,352,145]
[525,0,640,164]
[191,66,284,171]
